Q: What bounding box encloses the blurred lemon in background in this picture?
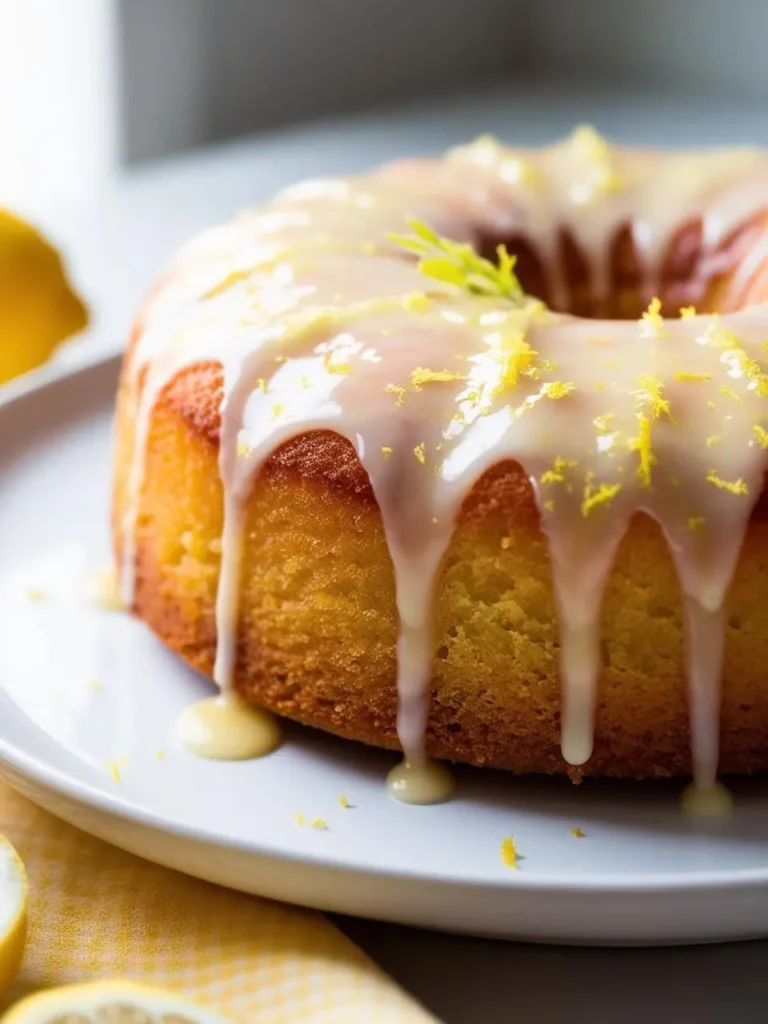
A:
[0,210,87,385]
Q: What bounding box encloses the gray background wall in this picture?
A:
[116,0,768,166]
[118,0,529,163]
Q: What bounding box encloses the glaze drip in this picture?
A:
[121,130,768,788]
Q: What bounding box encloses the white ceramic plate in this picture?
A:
[3,356,768,945]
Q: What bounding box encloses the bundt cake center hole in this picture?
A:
[477,217,762,320]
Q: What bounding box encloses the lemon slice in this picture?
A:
[0,209,87,385]
[1,981,232,1024]
[0,835,27,998]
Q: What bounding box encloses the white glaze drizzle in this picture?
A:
[120,130,768,789]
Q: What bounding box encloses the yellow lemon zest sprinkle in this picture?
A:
[544,499,555,511]
[500,836,518,869]
[581,481,622,516]
[25,586,46,601]
[390,218,524,302]
[593,412,615,432]
[323,353,352,375]
[294,813,306,827]
[257,378,268,393]
[680,306,697,319]
[402,291,432,312]
[237,437,251,458]
[414,442,427,464]
[571,827,586,838]
[338,795,351,809]
[155,749,166,760]
[633,373,672,420]
[106,759,128,784]
[745,359,768,397]
[707,322,742,350]
[719,385,743,403]
[630,415,655,488]
[311,818,328,830]
[640,297,666,338]
[87,680,103,693]
[542,380,576,400]
[411,367,464,389]
[753,425,768,449]
[492,333,537,396]
[706,435,722,447]
[270,403,284,420]
[384,383,406,406]
[541,456,577,486]
[687,516,706,532]
[381,445,393,458]
[707,472,748,496]
[675,371,711,382]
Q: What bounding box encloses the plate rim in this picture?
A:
[3,351,768,900]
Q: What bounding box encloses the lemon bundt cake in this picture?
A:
[113,128,768,791]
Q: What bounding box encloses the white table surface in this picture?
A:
[26,80,768,1023]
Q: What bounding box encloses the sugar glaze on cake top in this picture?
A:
[120,128,768,801]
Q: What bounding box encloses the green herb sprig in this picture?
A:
[389,218,524,303]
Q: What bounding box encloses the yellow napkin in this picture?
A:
[0,781,439,1022]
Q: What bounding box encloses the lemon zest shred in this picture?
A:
[706,435,722,447]
[402,291,432,312]
[338,795,351,809]
[675,371,711,383]
[541,456,577,486]
[381,445,393,458]
[706,471,748,496]
[294,813,306,827]
[640,297,666,338]
[581,481,622,516]
[679,306,697,319]
[384,383,406,406]
[753,425,768,449]
[500,836,519,869]
[411,366,464,389]
[414,442,427,464]
[687,516,706,532]
[310,818,328,830]
[571,827,586,838]
[542,380,576,400]
[633,373,672,420]
[106,759,128,784]
[593,412,615,432]
[629,415,655,488]
[719,385,743,403]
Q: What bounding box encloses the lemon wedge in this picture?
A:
[0,835,27,998]
[0,209,87,385]
[1,981,232,1023]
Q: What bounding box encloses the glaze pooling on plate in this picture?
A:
[120,128,768,795]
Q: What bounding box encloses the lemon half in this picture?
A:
[0,836,27,998]
[1,981,232,1024]
[0,209,87,385]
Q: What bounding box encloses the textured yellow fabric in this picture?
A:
[0,782,438,1023]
